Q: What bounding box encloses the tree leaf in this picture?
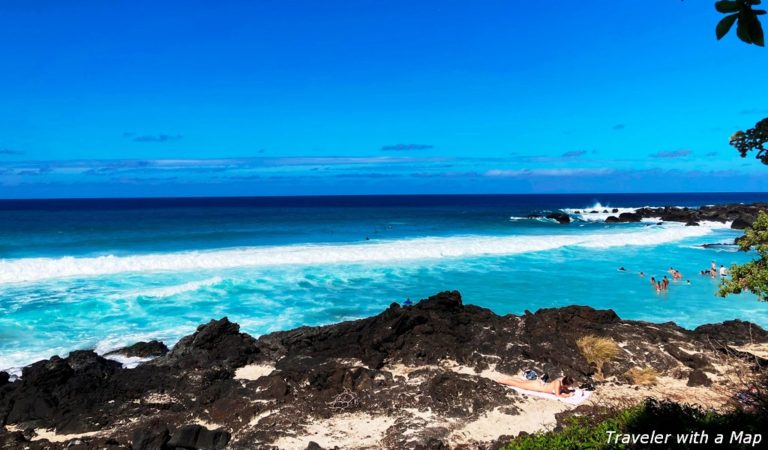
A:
[717,13,739,39]
[749,12,766,44]
[716,0,742,13]
[755,9,767,15]
[737,13,754,43]
[740,9,766,45]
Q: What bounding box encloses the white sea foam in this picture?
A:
[512,202,663,223]
[109,276,223,300]
[0,225,721,284]
[5,367,21,381]
[508,216,559,223]
[0,345,73,379]
[697,220,734,229]
[0,330,182,376]
[561,202,644,222]
[93,327,190,369]
[102,354,155,369]
[92,327,191,356]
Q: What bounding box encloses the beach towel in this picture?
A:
[506,386,593,406]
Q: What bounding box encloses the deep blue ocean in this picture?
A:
[2,193,768,374]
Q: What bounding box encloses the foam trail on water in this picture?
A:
[109,276,223,300]
[0,225,717,284]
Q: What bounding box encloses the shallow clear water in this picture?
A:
[1,193,767,373]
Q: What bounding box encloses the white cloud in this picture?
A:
[484,168,614,177]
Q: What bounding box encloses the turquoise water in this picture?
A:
[1,194,767,373]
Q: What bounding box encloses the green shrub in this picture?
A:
[502,398,768,450]
[502,407,641,450]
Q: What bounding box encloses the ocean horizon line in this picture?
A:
[1,190,768,203]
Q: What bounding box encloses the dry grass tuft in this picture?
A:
[576,335,620,380]
[625,367,659,386]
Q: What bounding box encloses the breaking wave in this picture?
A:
[0,224,719,284]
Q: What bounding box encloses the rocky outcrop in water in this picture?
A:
[545,212,571,224]
[604,214,644,223]
[539,203,767,228]
[632,203,767,229]
[1,291,767,449]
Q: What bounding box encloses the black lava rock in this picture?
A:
[132,422,170,450]
[618,212,642,222]
[106,341,169,358]
[731,216,754,230]
[686,369,712,387]
[694,320,768,346]
[156,317,260,370]
[167,424,230,450]
[545,212,571,224]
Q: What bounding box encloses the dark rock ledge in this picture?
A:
[535,203,767,228]
[104,340,169,359]
[610,203,767,229]
[1,291,767,450]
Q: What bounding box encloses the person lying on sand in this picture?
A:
[496,375,575,398]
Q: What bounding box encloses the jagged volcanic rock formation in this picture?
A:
[612,203,767,228]
[534,203,767,228]
[1,291,766,449]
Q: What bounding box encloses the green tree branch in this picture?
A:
[719,212,768,301]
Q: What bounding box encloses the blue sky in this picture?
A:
[1,0,767,198]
